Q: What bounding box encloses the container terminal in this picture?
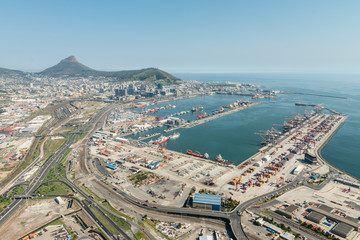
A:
[88,106,345,195]
[76,99,360,240]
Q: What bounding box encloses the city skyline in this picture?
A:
[1,0,360,73]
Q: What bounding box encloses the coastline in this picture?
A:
[315,116,360,182]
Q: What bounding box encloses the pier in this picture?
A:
[163,102,261,133]
[184,102,261,129]
[134,133,160,142]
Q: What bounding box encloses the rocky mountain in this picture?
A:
[40,56,94,76]
[39,56,180,84]
[0,56,181,84]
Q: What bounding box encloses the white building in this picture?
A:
[292,165,304,175]
[254,160,263,167]
[55,196,65,205]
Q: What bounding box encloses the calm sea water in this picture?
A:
[136,73,360,179]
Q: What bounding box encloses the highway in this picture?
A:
[0,105,133,240]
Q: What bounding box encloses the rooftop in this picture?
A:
[307,211,325,223]
[310,207,360,230]
[318,204,333,212]
[332,222,354,237]
[193,193,221,206]
[284,204,299,213]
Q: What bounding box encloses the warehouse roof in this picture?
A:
[332,222,354,237]
[345,216,360,224]
[193,193,221,206]
[307,211,325,223]
[318,204,333,212]
[310,208,360,231]
[263,222,284,234]
[284,204,299,213]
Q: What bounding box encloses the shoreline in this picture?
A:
[315,117,360,182]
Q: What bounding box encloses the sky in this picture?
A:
[0,0,359,73]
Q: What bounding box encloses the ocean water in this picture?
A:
[138,73,360,179]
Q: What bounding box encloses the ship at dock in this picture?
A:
[212,107,224,115]
[186,150,209,159]
[197,112,208,119]
[153,136,169,144]
[214,154,234,165]
[186,150,204,158]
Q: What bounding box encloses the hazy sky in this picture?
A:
[1,0,359,73]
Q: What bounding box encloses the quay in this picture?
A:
[184,102,261,129]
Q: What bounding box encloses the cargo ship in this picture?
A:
[197,112,208,119]
[212,107,224,115]
[149,108,159,113]
[214,154,234,165]
[169,133,180,139]
[186,150,204,158]
[153,136,169,144]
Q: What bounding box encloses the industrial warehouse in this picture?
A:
[192,193,222,211]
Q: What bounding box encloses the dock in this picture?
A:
[134,133,160,142]
[184,102,261,129]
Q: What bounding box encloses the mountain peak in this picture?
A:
[40,56,94,76]
[36,56,181,84]
[61,56,78,63]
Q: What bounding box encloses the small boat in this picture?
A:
[169,133,180,139]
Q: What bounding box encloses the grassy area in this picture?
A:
[54,126,75,135]
[88,204,120,235]
[0,196,13,214]
[7,184,26,196]
[74,127,90,143]
[81,184,105,202]
[106,209,131,231]
[25,102,58,121]
[135,231,149,240]
[129,171,148,185]
[16,135,46,174]
[56,148,72,178]
[102,200,134,221]
[43,168,63,182]
[36,181,73,195]
[71,172,76,181]
[89,228,109,240]
[1,167,13,172]
[43,138,66,161]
